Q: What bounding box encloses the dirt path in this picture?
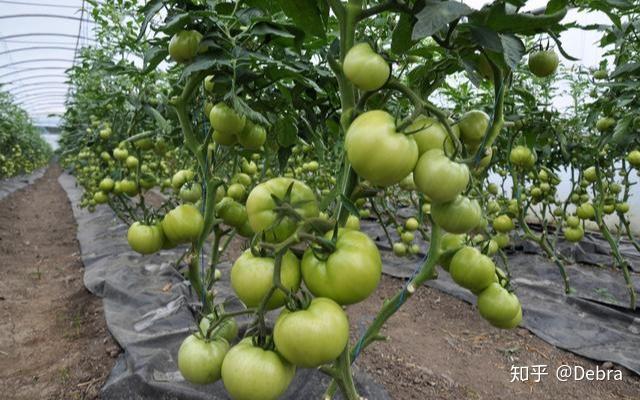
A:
[0,164,117,400]
[349,276,640,400]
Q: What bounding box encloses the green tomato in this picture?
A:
[401,231,414,244]
[171,169,195,191]
[399,173,417,190]
[242,160,258,175]
[199,315,238,343]
[162,204,204,244]
[528,50,559,77]
[564,226,584,243]
[576,203,595,220]
[209,103,246,136]
[494,233,510,248]
[593,69,608,79]
[477,283,521,328]
[343,42,390,91]
[246,177,319,242]
[346,110,418,187]
[274,297,349,368]
[431,196,482,234]
[99,178,114,192]
[596,117,616,132]
[509,146,535,169]
[232,173,252,187]
[406,115,457,155]
[616,202,630,213]
[405,217,419,231]
[413,149,469,203]
[438,233,465,271]
[230,249,300,310]
[626,150,640,167]
[393,242,407,257]
[487,183,499,195]
[168,30,202,63]
[216,197,248,227]
[301,229,382,305]
[120,179,138,197]
[449,246,496,294]
[227,183,246,201]
[345,214,360,230]
[93,191,108,204]
[237,121,267,150]
[178,334,228,384]
[127,222,164,255]
[566,215,580,228]
[113,147,128,161]
[492,214,514,233]
[213,129,237,146]
[179,183,202,203]
[584,166,597,182]
[458,110,489,145]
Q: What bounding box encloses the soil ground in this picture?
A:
[1,164,639,400]
[0,164,117,400]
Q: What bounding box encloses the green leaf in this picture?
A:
[546,0,568,14]
[143,105,170,133]
[610,62,640,78]
[161,13,193,35]
[180,54,231,80]
[142,46,167,73]
[138,0,163,40]
[339,194,360,216]
[392,12,416,54]
[471,4,567,34]
[412,1,473,40]
[277,146,292,174]
[275,115,298,147]
[231,96,269,126]
[500,34,525,69]
[469,25,502,52]
[275,0,327,39]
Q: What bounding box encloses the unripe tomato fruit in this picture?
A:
[528,50,559,77]
[566,215,580,228]
[564,226,584,243]
[345,214,360,230]
[627,150,640,167]
[584,166,597,182]
[179,183,202,203]
[401,231,414,244]
[510,145,535,169]
[405,217,419,231]
[431,196,482,234]
[346,110,418,187]
[393,242,407,256]
[450,246,496,294]
[406,115,457,155]
[492,214,514,233]
[596,117,616,132]
[302,229,382,305]
[227,183,246,201]
[213,129,237,146]
[438,233,466,271]
[343,42,390,91]
[162,204,204,244]
[113,147,128,161]
[576,203,595,220]
[458,110,489,145]
[237,121,266,150]
[494,233,510,248]
[221,338,295,400]
[99,178,114,192]
[168,30,202,63]
[477,283,521,328]
[413,149,469,203]
[231,249,300,310]
[127,222,164,254]
[616,202,630,213]
[209,103,246,136]
[216,197,248,227]
[177,334,228,384]
[93,191,108,204]
[246,177,319,242]
[274,297,349,368]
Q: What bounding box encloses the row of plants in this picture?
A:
[58,1,639,399]
[0,89,52,178]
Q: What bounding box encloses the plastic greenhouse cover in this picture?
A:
[0,168,45,201]
[58,173,389,400]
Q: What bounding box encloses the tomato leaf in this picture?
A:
[274,0,328,39]
[137,0,163,40]
[499,34,525,70]
[275,115,298,147]
[142,45,167,73]
[392,12,416,54]
[610,62,640,78]
[412,1,474,40]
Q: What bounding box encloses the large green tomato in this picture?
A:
[237,121,267,150]
[528,50,559,77]
[162,204,204,244]
[492,215,514,233]
[120,179,138,196]
[413,149,469,203]
[509,145,535,169]
[209,103,246,136]
[127,222,164,255]
[168,30,202,63]
[274,297,349,367]
[458,110,489,145]
[246,177,319,243]
[230,249,300,310]
[93,191,108,204]
[576,203,595,220]
[213,129,238,146]
[477,283,521,329]
[99,178,114,192]
[583,166,597,182]
[438,233,466,271]
[177,334,229,384]
[596,117,616,132]
[564,226,584,243]
[221,339,295,400]
[301,229,382,305]
[406,115,458,155]
[627,150,640,167]
[449,246,496,294]
[343,42,390,91]
[179,183,202,203]
[346,110,418,187]
[431,196,482,234]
